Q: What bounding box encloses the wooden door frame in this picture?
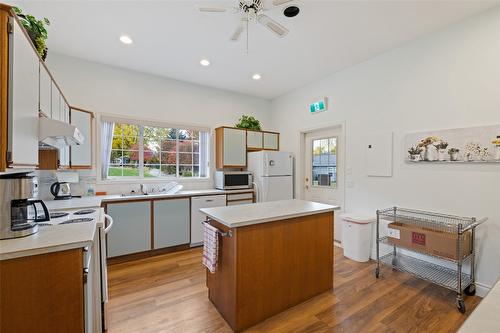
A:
[298,121,346,212]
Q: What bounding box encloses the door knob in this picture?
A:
[305,178,309,182]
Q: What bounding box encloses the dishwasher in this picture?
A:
[191,195,226,246]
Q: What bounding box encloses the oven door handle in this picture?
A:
[104,214,114,234]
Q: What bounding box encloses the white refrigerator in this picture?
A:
[247,151,294,202]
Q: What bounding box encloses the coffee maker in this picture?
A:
[0,173,50,240]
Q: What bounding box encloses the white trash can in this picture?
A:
[341,213,376,262]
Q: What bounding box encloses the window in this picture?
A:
[103,122,209,179]
[311,137,337,188]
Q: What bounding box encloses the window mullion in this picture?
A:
[139,126,144,178]
[176,129,180,178]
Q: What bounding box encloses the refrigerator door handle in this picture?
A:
[252,182,259,203]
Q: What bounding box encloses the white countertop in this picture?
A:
[200,199,339,228]
[0,220,97,260]
[458,279,500,332]
[44,188,254,210]
[0,208,104,260]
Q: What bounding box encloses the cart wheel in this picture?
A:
[464,284,476,296]
[375,268,380,278]
[456,299,466,314]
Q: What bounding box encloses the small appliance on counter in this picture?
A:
[214,171,253,190]
[0,172,50,239]
[50,171,82,200]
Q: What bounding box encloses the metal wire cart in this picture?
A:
[375,207,487,313]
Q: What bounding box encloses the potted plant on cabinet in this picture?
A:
[434,141,449,161]
[235,115,262,131]
[12,7,50,61]
[408,146,423,161]
[448,148,460,161]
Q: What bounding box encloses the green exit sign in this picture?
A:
[309,98,328,114]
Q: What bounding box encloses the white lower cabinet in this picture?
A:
[190,195,227,245]
[106,201,151,257]
[153,198,190,248]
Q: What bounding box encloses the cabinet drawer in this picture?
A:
[226,192,254,201]
[227,200,253,206]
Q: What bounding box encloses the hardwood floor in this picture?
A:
[107,246,480,333]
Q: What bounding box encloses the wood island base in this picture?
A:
[206,211,334,332]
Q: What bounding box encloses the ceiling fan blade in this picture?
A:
[197,5,227,13]
[257,14,289,37]
[272,0,293,6]
[230,24,246,41]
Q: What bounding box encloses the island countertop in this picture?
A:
[200,199,339,228]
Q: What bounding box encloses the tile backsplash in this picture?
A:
[36,169,213,200]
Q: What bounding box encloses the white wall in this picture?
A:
[270,6,500,295]
[43,53,272,193]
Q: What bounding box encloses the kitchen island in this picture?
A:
[200,199,339,332]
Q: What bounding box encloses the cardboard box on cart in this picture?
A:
[387,222,472,260]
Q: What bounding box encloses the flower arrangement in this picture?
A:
[465,142,489,161]
[418,136,441,148]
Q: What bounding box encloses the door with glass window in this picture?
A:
[304,126,344,241]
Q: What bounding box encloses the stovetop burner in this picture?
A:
[50,212,70,219]
[73,209,96,215]
[59,218,94,225]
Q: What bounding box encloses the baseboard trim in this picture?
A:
[475,282,491,298]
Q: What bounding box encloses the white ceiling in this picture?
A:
[14,0,500,99]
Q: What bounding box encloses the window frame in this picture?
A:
[103,120,210,181]
[310,136,338,189]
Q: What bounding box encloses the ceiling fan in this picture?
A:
[198,0,294,50]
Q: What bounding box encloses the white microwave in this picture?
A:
[214,171,253,190]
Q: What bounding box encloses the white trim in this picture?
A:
[475,282,491,298]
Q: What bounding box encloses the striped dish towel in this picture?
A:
[202,222,219,273]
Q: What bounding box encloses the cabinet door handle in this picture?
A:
[205,199,214,202]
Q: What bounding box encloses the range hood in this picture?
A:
[39,117,84,149]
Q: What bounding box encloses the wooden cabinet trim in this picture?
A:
[0,9,10,171]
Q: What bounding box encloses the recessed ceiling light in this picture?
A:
[200,59,211,67]
[119,35,133,45]
[252,73,262,80]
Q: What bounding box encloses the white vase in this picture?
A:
[410,154,421,161]
[437,149,447,161]
[424,146,436,161]
[495,146,500,160]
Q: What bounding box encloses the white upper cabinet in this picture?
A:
[263,132,279,150]
[220,127,246,168]
[8,19,39,167]
[39,64,51,116]
[70,108,92,167]
[50,81,61,121]
[247,130,263,150]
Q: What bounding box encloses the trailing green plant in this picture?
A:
[235,115,262,131]
[12,6,50,61]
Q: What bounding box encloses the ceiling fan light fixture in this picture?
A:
[200,59,211,66]
[119,35,133,45]
[252,73,262,80]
